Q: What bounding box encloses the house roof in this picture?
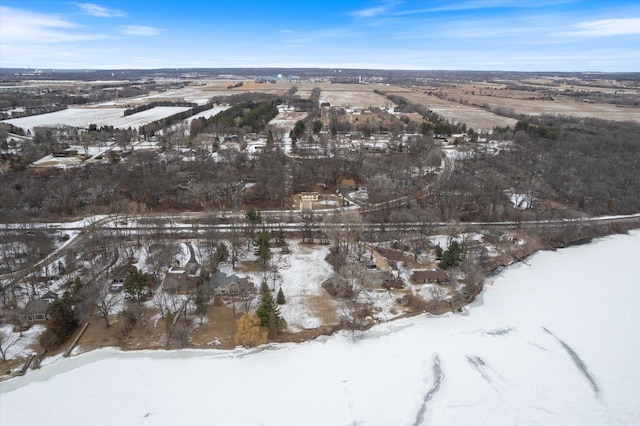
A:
[412,269,450,282]
[22,299,51,316]
[210,272,255,292]
[210,271,242,287]
[41,291,58,301]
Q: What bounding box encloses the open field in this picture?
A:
[386,86,518,130]
[268,108,308,131]
[418,79,640,123]
[451,91,640,122]
[3,106,191,130]
[318,84,393,109]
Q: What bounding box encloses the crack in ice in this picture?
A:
[413,355,444,426]
[542,327,600,397]
[466,355,492,383]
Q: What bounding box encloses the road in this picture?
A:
[2,209,638,288]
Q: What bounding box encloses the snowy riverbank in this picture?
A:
[1,231,639,425]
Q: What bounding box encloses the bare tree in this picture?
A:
[325,209,364,256]
[333,263,372,338]
[0,329,22,361]
[95,287,122,327]
[152,289,169,319]
[428,285,446,309]
[228,222,244,269]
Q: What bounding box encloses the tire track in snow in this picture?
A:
[413,355,444,426]
[542,327,600,397]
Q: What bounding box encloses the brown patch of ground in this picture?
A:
[189,305,237,349]
[75,308,167,352]
[273,324,342,344]
[307,294,339,325]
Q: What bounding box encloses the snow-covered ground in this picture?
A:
[217,242,337,331]
[2,106,191,130]
[2,231,639,425]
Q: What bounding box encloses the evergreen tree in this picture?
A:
[439,240,463,269]
[434,244,443,259]
[39,291,78,349]
[266,129,274,146]
[293,120,305,138]
[256,286,281,330]
[213,243,228,266]
[245,208,262,248]
[290,131,297,151]
[276,287,286,305]
[255,230,271,268]
[124,267,149,303]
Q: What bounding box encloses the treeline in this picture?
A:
[138,101,219,137]
[0,85,151,114]
[501,116,640,215]
[428,114,640,223]
[0,104,68,120]
[190,100,280,136]
[124,101,197,116]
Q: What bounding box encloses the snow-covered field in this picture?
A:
[2,106,191,130]
[2,230,639,425]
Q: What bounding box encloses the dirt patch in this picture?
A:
[307,294,339,325]
[189,305,237,350]
[273,324,342,344]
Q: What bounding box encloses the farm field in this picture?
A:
[387,87,518,130]
[452,91,640,122]
[268,108,308,132]
[2,106,191,130]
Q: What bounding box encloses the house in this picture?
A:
[209,271,256,296]
[20,300,52,323]
[110,279,124,292]
[362,260,377,270]
[300,192,320,210]
[382,277,405,289]
[110,264,136,291]
[411,269,450,284]
[300,192,319,202]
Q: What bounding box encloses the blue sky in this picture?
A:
[1,1,639,71]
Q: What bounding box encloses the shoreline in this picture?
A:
[2,223,637,385]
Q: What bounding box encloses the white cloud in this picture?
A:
[0,6,109,44]
[120,25,162,36]
[350,6,389,18]
[565,18,640,37]
[73,2,126,18]
[356,0,578,17]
